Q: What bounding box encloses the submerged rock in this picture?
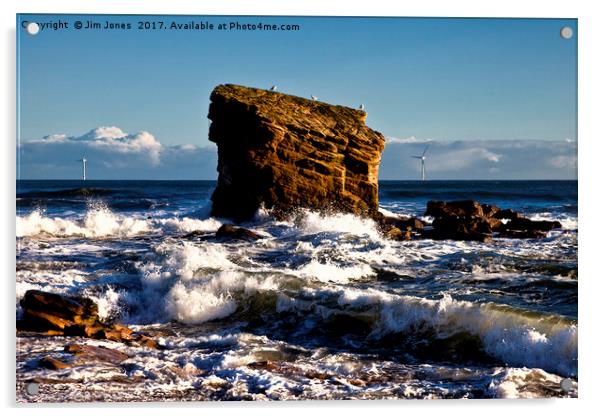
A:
[18,290,158,348]
[208,84,386,221]
[215,223,263,241]
[64,344,130,364]
[38,355,71,370]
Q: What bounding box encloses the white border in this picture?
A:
[3,1,601,414]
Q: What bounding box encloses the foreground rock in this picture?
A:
[64,344,130,364]
[208,84,386,221]
[424,200,561,242]
[18,290,158,349]
[36,344,130,371]
[215,224,263,241]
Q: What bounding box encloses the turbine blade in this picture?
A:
[422,144,430,157]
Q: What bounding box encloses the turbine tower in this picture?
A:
[411,145,429,181]
[78,157,87,180]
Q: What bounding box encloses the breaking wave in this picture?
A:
[16,205,223,238]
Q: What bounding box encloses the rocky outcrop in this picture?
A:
[18,290,158,348]
[379,214,425,241]
[208,84,386,221]
[424,200,561,242]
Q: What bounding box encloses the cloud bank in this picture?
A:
[380,137,577,180]
[18,127,217,180]
[18,127,577,180]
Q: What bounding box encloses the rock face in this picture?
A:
[424,200,561,242]
[208,84,386,221]
[18,290,158,348]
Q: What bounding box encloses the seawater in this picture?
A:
[16,180,578,401]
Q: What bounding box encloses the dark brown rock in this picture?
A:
[498,229,549,239]
[384,226,411,241]
[18,290,159,348]
[425,200,484,219]
[481,204,500,218]
[215,224,263,241]
[64,344,129,364]
[385,216,425,231]
[208,84,386,221]
[377,214,424,240]
[493,208,525,221]
[19,290,98,332]
[502,217,562,232]
[403,217,425,230]
[38,356,71,370]
[424,200,562,242]
[429,216,493,243]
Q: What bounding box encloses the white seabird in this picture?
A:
[270,85,278,91]
[359,104,365,110]
[311,95,318,101]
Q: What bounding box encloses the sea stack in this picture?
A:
[208,84,386,220]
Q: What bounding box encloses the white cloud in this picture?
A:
[82,126,128,140]
[386,136,423,144]
[380,139,577,180]
[19,126,217,180]
[34,127,164,165]
[548,155,577,169]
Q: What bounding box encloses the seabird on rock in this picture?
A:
[270,85,278,91]
[311,95,318,101]
[359,104,365,110]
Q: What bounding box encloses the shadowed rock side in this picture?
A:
[423,200,562,242]
[208,84,386,221]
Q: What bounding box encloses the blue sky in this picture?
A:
[17,15,577,179]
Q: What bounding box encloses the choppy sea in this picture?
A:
[16,180,578,401]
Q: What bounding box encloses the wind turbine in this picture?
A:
[411,145,429,181]
[78,157,87,180]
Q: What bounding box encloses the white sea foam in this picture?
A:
[84,286,129,321]
[294,260,373,283]
[135,241,282,324]
[294,210,382,240]
[167,281,238,324]
[277,285,578,377]
[16,207,151,238]
[488,367,575,398]
[528,213,578,230]
[16,205,227,239]
[371,291,576,377]
[164,270,281,324]
[141,241,237,280]
[156,217,223,234]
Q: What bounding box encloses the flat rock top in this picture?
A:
[211,84,374,140]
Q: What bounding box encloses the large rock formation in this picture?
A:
[208,84,386,220]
